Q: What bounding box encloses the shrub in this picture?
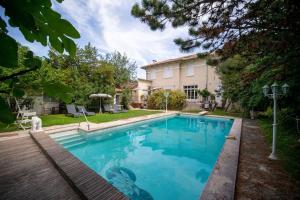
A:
[147,90,186,110]
[169,90,186,110]
[147,90,164,109]
[121,88,131,109]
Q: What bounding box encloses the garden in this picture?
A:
[0,0,299,192]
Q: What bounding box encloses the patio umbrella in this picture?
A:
[89,93,112,113]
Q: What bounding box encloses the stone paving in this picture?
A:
[235,119,300,200]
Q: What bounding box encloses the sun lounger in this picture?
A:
[103,104,114,113]
[77,105,95,116]
[114,104,128,113]
[103,104,127,113]
[66,104,83,117]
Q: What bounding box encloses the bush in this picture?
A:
[147,90,186,110]
[121,88,131,109]
[169,90,186,110]
[147,90,164,109]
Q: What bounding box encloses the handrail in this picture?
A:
[79,109,90,130]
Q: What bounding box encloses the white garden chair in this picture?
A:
[15,98,36,130]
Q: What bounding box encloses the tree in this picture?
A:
[198,89,211,102]
[131,0,300,54]
[0,0,80,123]
[218,55,244,103]
[47,46,115,105]
[101,51,137,87]
[132,0,300,116]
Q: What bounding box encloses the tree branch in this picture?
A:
[0,67,38,82]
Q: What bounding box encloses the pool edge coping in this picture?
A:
[32,112,242,200]
[44,111,178,135]
[200,117,242,200]
[30,131,129,200]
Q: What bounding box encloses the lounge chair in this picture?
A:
[77,105,95,116]
[114,104,128,113]
[103,104,114,113]
[66,104,83,117]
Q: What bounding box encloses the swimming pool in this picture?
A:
[51,115,233,200]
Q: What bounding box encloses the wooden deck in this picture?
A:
[0,133,128,200]
[31,132,128,200]
[0,136,80,200]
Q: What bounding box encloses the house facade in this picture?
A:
[131,79,152,108]
[133,54,222,107]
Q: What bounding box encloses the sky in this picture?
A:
[0,0,192,78]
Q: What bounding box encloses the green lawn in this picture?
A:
[207,108,244,118]
[0,110,161,133]
[257,118,300,182]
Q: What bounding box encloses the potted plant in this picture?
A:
[198,89,211,109]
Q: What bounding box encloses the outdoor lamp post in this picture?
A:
[164,91,170,113]
[262,82,289,160]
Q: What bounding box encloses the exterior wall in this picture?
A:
[32,96,60,115]
[207,65,221,94]
[132,79,152,103]
[145,58,221,95]
[180,59,207,92]
[146,62,180,90]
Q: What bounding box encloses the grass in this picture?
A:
[0,110,161,133]
[207,108,244,118]
[0,123,19,133]
[257,118,300,182]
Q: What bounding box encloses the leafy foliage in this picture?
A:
[46,44,137,105]
[168,90,186,110]
[131,0,300,54]
[101,51,137,87]
[0,97,14,123]
[0,0,80,57]
[132,0,300,119]
[218,55,245,104]
[121,88,132,110]
[198,89,211,100]
[0,0,80,123]
[148,90,186,110]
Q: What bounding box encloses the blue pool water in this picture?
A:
[52,115,233,200]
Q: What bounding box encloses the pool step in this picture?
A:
[51,132,88,149]
[52,133,83,141]
[63,140,86,149]
[58,136,84,145]
[55,134,83,142]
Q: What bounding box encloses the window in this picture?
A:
[149,69,156,80]
[163,67,173,78]
[183,85,198,99]
[186,65,194,76]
